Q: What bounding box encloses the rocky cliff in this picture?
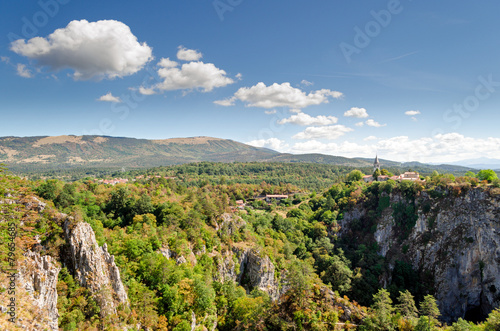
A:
[212,245,287,301]
[236,247,288,301]
[341,186,500,323]
[17,251,60,330]
[63,219,129,316]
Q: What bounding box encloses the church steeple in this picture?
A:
[374,154,381,172]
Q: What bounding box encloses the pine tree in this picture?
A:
[396,290,418,319]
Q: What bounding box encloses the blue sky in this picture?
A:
[1,0,500,163]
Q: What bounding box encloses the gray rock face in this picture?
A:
[237,248,286,301]
[216,213,246,235]
[344,187,500,323]
[18,251,60,331]
[63,220,129,316]
[214,252,238,283]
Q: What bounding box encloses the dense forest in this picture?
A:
[1,162,500,330]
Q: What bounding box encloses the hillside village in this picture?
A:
[362,155,422,183]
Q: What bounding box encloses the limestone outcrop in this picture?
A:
[17,251,60,330]
[342,187,500,323]
[236,248,287,301]
[63,220,129,316]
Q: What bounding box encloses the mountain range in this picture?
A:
[0,135,474,174]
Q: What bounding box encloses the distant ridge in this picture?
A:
[0,135,473,174]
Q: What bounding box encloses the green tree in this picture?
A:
[55,183,77,209]
[36,179,60,201]
[451,318,482,331]
[419,295,440,329]
[484,308,500,331]
[348,170,364,182]
[396,290,418,319]
[414,316,431,331]
[361,288,396,330]
[286,260,314,307]
[321,250,353,294]
[373,169,381,179]
[464,171,476,178]
[381,169,394,177]
[477,169,499,183]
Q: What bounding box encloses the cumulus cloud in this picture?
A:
[405,110,421,116]
[98,92,121,103]
[246,138,289,151]
[214,97,236,106]
[365,119,386,127]
[344,107,369,118]
[158,57,178,68]
[236,73,242,80]
[10,20,153,80]
[364,136,378,141]
[177,46,202,61]
[355,121,364,127]
[1,56,10,63]
[215,82,342,109]
[289,108,302,113]
[291,140,375,157]
[265,110,277,115]
[156,61,234,92]
[16,63,33,78]
[278,113,338,126]
[139,87,156,95]
[292,125,353,140]
[301,79,313,86]
[289,133,500,163]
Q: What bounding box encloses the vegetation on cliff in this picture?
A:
[1,162,500,330]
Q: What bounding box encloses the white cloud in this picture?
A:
[1,56,10,63]
[216,82,342,109]
[411,117,418,121]
[278,113,338,126]
[246,138,289,151]
[265,110,277,115]
[405,110,421,116]
[16,63,33,78]
[139,87,156,95]
[98,92,121,103]
[365,119,386,127]
[214,96,236,106]
[301,79,313,86]
[291,140,375,157]
[292,125,353,140]
[289,108,302,113]
[158,57,178,68]
[289,133,500,163]
[177,46,202,61]
[355,121,364,127]
[344,107,369,118]
[236,73,242,80]
[10,20,153,80]
[156,61,234,92]
[364,136,378,141]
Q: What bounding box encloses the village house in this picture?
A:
[98,178,129,185]
[265,194,289,203]
[362,156,422,183]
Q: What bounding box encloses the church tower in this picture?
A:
[374,155,381,173]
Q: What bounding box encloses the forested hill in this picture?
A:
[0,135,472,175]
[0,135,278,171]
